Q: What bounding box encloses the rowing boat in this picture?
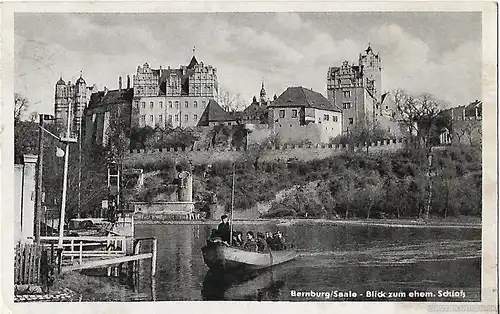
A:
[202,241,297,271]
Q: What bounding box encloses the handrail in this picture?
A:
[40,236,127,242]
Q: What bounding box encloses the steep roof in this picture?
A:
[56,77,66,86]
[270,86,341,112]
[87,88,134,110]
[197,99,237,125]
[187,56,199,69]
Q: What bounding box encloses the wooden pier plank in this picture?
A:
[62,253,153,272]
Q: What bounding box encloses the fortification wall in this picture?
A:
[123,139,404,167]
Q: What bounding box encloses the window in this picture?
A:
[193,114,198,121]
[279,110,285,118]
[175,101,179,108]
[135,101,139,109]
[169,101,173,108]
[185,101,189,108]
[150,115,154,122]
[142,102,146,109]
[194,101,198,108]
[140,115,146,125]
[348,118,354,125]
[184,115,189,122]
[324,114,330,121]
[158,114,162,122]
[175,114,179,122]
[343,90,351,98]
[343,102,351,109]
[150,102,154,109]
[168,115,173,122]
[159,101,163,108]
[292,110,298,118]
[333,116,338,122]
[201,100,205,106]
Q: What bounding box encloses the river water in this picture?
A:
[133,222,481,301]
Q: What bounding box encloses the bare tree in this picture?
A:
[15,93,29,123]
[218,86,245,112]
[393,89,443,150]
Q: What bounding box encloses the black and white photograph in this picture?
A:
[1,1,497,312]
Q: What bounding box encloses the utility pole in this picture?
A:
[57,90,77,268]
[34,114,45,244]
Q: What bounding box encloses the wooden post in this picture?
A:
[151,238,157,276]
[79,241,83,264]
[70,239,74,263]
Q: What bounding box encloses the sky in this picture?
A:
[15,12,481,116]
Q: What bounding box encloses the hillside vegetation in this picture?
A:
[136,144,481,220]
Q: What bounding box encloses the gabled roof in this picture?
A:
[187,56,199,69]
[270,86,341,112]
[197,99,237,125]
[87,88,134,110]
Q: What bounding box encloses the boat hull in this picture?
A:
[202,242,297,271]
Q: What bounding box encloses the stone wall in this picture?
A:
[123,139,404,167]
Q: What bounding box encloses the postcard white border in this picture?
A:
[1,1,497,314]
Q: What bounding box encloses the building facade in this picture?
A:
[54,74,96,138]
[326,45,383,133]
[84,77,134,148]
[14,155,38,244]
[131,54,219,129]
[268,86,343,143]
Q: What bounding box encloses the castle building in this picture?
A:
[326,45,383,133]
[268,86,343,143]
[131,52,219,129]
[54,74,95,137]
[241,81,273,125]
[84,77,134,148]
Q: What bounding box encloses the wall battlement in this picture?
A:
[123,139,405,167]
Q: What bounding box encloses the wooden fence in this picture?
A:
[14,243,45,285]
[39,236,127,266]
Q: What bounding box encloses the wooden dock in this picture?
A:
[39,235,157,276]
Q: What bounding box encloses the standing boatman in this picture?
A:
[217,215,231,243]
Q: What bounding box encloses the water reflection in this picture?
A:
[201,266,289,301]
[134,223,481,301]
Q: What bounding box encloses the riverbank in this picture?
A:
[134,216,481,229]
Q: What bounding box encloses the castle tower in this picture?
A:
[259,80,267,105]
[54,76,68,126]
[358,44,382,101]
[74,73,87,137]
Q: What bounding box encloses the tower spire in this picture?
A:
[260,78,267,104]
[193,46,196,56]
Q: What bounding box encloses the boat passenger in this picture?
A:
[273,231,286,250]
[207,229,224,245]
[265,231,274,248]
[243,231,258,252]
[232,231,244,247]
[256,232,269,253]
[217,215,231,243]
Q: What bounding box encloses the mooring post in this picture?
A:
[151,238,157,276]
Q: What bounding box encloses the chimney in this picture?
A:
[160,65,162,77]
[104,86,108,96]
[127,75,131,89]
[119,76,122,90]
